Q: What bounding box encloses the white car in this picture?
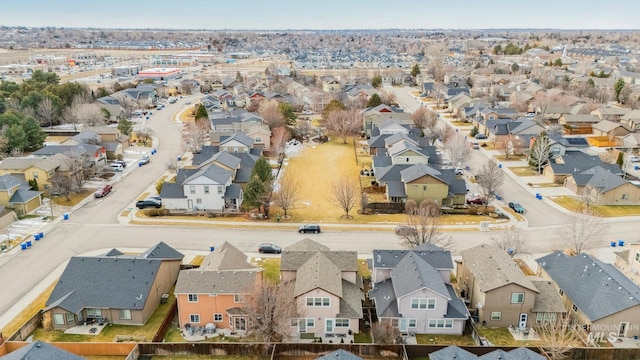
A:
[302,110,313,115]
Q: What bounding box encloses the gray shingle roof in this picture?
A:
[221,132,254,147]
[211,151,242,169]
[369,279,398,317]
[316,349,363,360]
[400,163,444,183]
[0,174,21,190]
[505,347,546,360]
[531,281,567,313]
[337,279,364,318]
[159,182,185,199]
[578,166,629,193]
[0,340,85,360]
[201,241,255,271]
[184,164,233,185]
[10,189,42,204]
[175,269,259,295]
[224,184,242,199]
[536,251,640,321]
[191,146,220,167]
[293,251,343,298]
[373,244,453,270]
[140,241,184,260]
[0,157,60,172]
[428,346,476,360]
[445,284,470,319]
[460,244,539,293]
[390,253,450,299]
[285,238,329,252]
[386,181,406,197]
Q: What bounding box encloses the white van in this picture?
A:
[109,163,124,172]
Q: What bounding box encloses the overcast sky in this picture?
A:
[3,0,639,30]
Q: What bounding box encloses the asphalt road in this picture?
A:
[1,87,639,327]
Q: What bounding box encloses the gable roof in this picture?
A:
[0,174,23,190]
[294,251,343,298]
[460,244,538,293]
[0,340,84,360]
[428,346,476,360]
[536,251,640,321]
[390,252,450,299]
[285,238,329,252]
[573,166,628,193]
[0,157,60,172]
[140,241,185,260]
[401,163,444,183]
[531,280,567,314]
[373,243,453,270]
[159,182,185,199]
[220,132,254,147]
[184,164,233,185]
[201,241,256,271]
[175,269,259,295]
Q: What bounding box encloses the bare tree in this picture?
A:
[135,127,153,147]
[329,175,360,219]
[49,173,73,201]
[276,172,300,218]
[476,159,505,212]
[271,126,290,164]
[536,316,580,360]
[491,226,528,256]
[183,121,208,154]
[325,109,361,144]
[64,151,87,192]
[371,320,401,344]
[411,106,438,130]
[557,209,607,255]
[294,119,312,140]
[529,133,553,174]
[400,199,453,249]
[444,132,471,167]
[380,90,397,106]
[247,281,299,342]
[433,83,447,109]
[36,97,57,128]
[258,99,285,129]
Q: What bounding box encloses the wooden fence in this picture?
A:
[8,311,42,341]
[364,202,405,214]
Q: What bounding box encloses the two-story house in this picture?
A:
[537,251,640,339]
[457,244,565,329]
[32,144,107,168]
[0,174,43,216]
[0,157,60,191]
[361,104,413,136]
[280,239,363,340]
[369,243,469,334]
[175,242,262,333]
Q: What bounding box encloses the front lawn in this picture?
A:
[550,196,640,217]
[415,334,476,346]
[354,331,372,343]
[507,166,537,177]
[493,154,527,162]
[52,189,95,206]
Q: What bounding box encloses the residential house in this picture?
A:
[591,106,630,122]
[96,96,125,121]
[369,243,469,335]
[32,144,107,168]
[175,242,262,332]
[591,120,631,138]
[399,163,465,206]
[44,242,183,329]
[536,251,640,338]
[0,174,42,216]
[564,166,640,205]
[219,132,255,154]
[0,157,60,191]
[315,349,363,360]
[429,346,545,360]
[280,239,363,339]
[487,119,544,150]
[547,134,590,157]
[447,93,474,118]
[361,104,412,136]
[614,243,640,286]
[543,151,620,184]
[0,340,85,360]
[558,114,601,134]
[322,78,342,92]
[428,346,476,360]
[620,110,640,132]
[622,133,640,149]
[457,244,565,328]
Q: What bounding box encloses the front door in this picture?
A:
[399,319,408,333]
[518,313,528,329]
[619,322,629,337]
[298,319,306,333]
[325,319,334,333]
[187,199,193,209]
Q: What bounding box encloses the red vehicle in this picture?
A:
[466,196,486,205]
[94,185,113,198]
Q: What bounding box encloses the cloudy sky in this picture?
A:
[3,0,639,30]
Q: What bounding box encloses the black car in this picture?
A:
[136,199,162,209]
[258,243,282,254]
[475,134,488,140]
[298,224,321,234]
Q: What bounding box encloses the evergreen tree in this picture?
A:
[195,104,208,120]
[411,64,421,78]
[117,118,134,135]
[371,75,382,88]
[366,93,383,108]
[614,78,625,103]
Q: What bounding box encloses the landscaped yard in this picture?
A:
[476,327,530,347]
[493,154,527,162]
[550,195,640,217]
[507,166,538,177]
[415,333,476,346]
[52,189,95,206]
[0,281,57,337]
[31,289,177,343]
[353,331,372,343]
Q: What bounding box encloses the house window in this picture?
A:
[291,318,298,327]
[255,137,262,143]
[119,309,132,320]
[87,308,101,318]
[306,297,330,307]
[218,186,223,194]
[572,304,578,312]
[622,194,629,200]
[188,294,198,302]
[53,313,64,325]
[511,293,524,304]
[204,186,210,194]
[428,319,453,328]
[307,318,315,327]
[234,294,245,303]
[491,312,502,321]
[196,198,202,204]
[408,319,417,328]
[190,314,200,323]
[190,186,196,194]
[66,313,75,324]
[214,314,223,322]
[411,298,435,310]
[233,147,239,153]
[335,319,349,327]
[423,185,427,191]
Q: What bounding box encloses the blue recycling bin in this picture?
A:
[611,241,617,247]
[210,246,215,252]
[39,232,43,239]
[619,240,625,247]
[26,240,32,247]
[498,164,502,168]
[635,166,639,171]
[20,243,27,250]
[496,195,502,201]
[152,149,157,154]
[177,157,182,161]
[138,162,143,167]
[34,234,40,241]
[63,213,69,220]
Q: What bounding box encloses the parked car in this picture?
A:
[629,156,640,163]
[509,202,525,214]
[139,155,150,165]
[136,199,162,209]
[395,225,417,237]
[302,110,313,115]
[298,224,321,234]
[109,163,124,172]
[466,197,486,205]
[472,142,480,150]
[258,243,282,254]
[455,167,464,176]
[113,160,127,168]
[475,134,488,140]
[94,185,113,198]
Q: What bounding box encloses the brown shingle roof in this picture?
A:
[293,252,343,297]
[201,241,256,271]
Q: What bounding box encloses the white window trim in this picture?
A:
[491,311,502,321]
[190,314,200,323]
[188,294,198,302]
